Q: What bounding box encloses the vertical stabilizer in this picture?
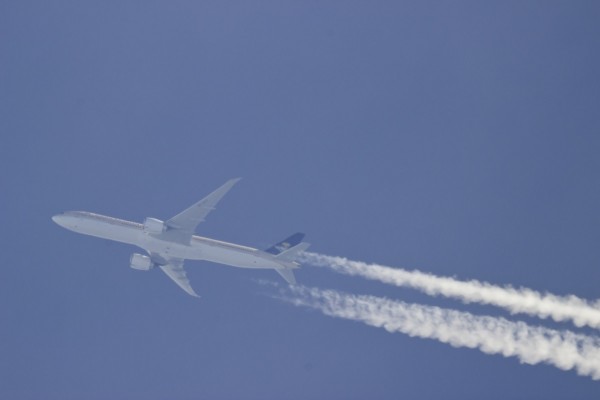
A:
[265,233,305,255]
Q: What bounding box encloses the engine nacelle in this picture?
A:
[130,253,154,271]
[143,217,166,234]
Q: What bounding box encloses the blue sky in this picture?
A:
[2,1,600,398]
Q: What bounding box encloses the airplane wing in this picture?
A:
[165,178,241,234]
[158,258,199,297]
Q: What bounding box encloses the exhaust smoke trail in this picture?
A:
[281,286,600,380]
[300,252,600,330]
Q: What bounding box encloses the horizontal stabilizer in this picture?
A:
[275,242,310,262]
[274,268,296,285]
[272,242,309,285]
[266,234,309,285]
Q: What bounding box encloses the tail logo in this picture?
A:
[275,242,291,252]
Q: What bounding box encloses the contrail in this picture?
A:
[280,285,600,380]
[300,252,600,330]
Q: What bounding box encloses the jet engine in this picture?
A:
[143,217,166,234]
[130,253,155,271]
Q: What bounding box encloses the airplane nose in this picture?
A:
[52,214,65,225]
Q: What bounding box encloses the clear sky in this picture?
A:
[2,1,600,399]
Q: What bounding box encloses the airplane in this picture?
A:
[51,178,309,297]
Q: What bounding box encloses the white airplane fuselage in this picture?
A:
[52,211,287,270]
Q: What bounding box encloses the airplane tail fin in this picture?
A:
[265,233,310,285]
[265,232,305,255]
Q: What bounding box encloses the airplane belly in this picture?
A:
[140,236,194,259]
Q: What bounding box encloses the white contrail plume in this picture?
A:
[281,286,600,380]
[300,252,600,330]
